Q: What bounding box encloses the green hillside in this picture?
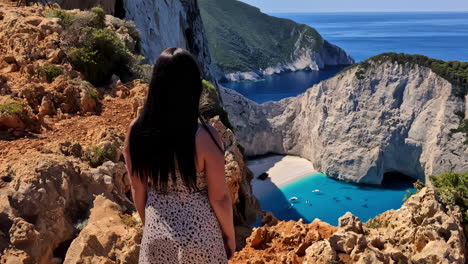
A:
[198,0,324,73]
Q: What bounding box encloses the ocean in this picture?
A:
[257,173,416,226]
[222,12,468,103]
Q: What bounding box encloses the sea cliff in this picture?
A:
[0,1,259,262]
[221,54,468,184]
[198,0,354,82]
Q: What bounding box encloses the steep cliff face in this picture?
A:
[221,57,468,183]
[122,0,216,80]
[199,0,354,82]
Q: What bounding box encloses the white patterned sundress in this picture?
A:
[138,168,228,264]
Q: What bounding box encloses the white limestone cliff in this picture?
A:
[223,40,355,82]
[221,60,468,183]
[122,0,216,80]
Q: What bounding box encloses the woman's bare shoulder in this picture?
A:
[196,123,223,152]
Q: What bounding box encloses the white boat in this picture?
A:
[289,197,298,201]
[312,189,320,192]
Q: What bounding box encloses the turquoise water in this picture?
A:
[257,173,415,226]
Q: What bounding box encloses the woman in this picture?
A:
[123,47,235,263]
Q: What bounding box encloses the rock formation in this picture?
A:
[221,58,468,184]
[199,0,355,81]
[122,0,217,81]
[231,187,467,264]
[0,1,260,262]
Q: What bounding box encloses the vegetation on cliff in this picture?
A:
[351,53,468,98]
[430,172,468,224]
[198,0,324,73]
[45,7,143,85]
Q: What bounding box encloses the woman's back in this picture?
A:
[124,47,234,263]
[137,124,228,264]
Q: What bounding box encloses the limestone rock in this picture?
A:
[303,240,336,264]
[63,195,141,264]
[221,61,468,184]
[123,0,217,80]
[231,219,338,263]
[301,187,466,264]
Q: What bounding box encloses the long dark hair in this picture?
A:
[128,47,218,192]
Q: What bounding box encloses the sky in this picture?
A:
[239,0,468,12]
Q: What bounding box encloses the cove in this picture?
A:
[256,173,415,226]
[220,66,345,104]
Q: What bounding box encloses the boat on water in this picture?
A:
[289,196,298,201]
[312,189,320,192]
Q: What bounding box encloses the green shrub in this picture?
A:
[68,27,132,85]
[365,217,389,229]
[43,9,74,27]
[430,172,468,224]
[202,79,217,96]
[84,145,117,168]
[37,64,64,83]
[0,101,24,116]
[90,7,106,29]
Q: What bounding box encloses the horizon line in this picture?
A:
[267,10,468,13]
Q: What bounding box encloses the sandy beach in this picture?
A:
[247,155,317,197]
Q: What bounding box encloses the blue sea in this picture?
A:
[257,173,416,226]
[222,12,468,103]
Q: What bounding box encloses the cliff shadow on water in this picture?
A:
[253,177,303,226]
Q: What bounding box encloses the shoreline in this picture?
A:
[247,155,317,197]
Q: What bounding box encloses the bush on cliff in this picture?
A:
[201,80,234,131]
[351,53,468,98]
[84,145,117,168]
[0,101,24,116]
[430,172,468,224]
[68,27,136,85]
[36,64,64,83]
[53,7,142,86]
[44,8,74,27]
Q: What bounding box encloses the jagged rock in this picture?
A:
[63,195,141,264]
[338,212,363,234]
[58,141,83,158]
[232,219,338,263]
[9,217,39,247]
[221,60,468,184]
[0,153,134,263]
[47,49,66,64]
[39,95,56,116]
[301,187,466,264]
[303,240,336,264]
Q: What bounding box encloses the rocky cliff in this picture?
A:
[198,0,354,82]
[50,0,217,80]
[221,54,468,184]
[123,0,217,80]
[0,1,259,262]
[231,187,466,264]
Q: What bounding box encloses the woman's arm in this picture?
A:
[123,120,148,224]
[198,125,236,258]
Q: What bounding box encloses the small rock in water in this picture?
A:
[257,172,268,180]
